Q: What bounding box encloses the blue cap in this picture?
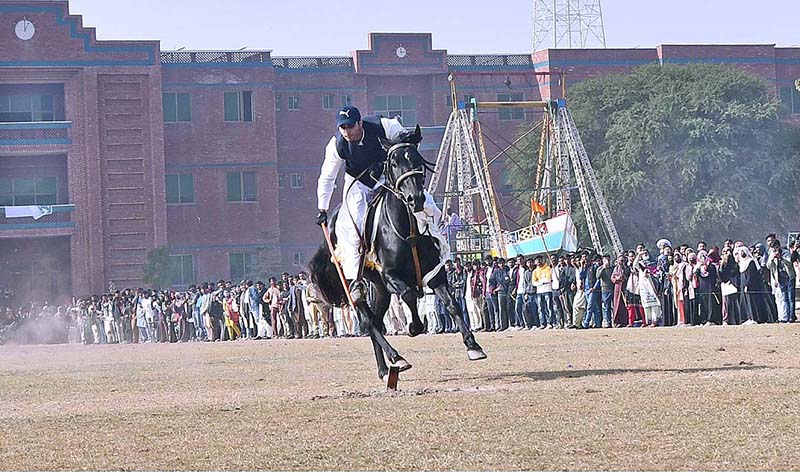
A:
[336,105,361,127]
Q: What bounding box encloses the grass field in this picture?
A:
[2,324,800,471]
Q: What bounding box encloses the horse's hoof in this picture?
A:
[408,321,424,337]
[392,357,413,372]
[467,349,487,361]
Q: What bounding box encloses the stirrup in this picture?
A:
[349,280,367,303]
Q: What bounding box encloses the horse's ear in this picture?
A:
[378,136,392,151]
[412,124,423,144]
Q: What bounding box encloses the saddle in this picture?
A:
[329,189,446,287]
[327,190,387,274]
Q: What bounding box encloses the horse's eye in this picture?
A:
[392,161,398,168]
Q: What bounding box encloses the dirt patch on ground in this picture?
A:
[1,325,800,470]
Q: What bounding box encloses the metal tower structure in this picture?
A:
[532,0,607,52]
[430,75,622,258]
[428,107,505,256]
[427,77,505,256]
[521,99,622,256]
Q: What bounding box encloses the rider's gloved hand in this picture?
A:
[316,210,328,227]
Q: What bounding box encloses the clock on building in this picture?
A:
[395,46,407,59]
[15,18,35,40]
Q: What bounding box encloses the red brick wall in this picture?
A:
[4,3,800,291]
[0,2,163,296]
[161,64,280,280]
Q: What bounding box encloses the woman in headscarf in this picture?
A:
[754,243,778,322]
[634,251,661,326]
[694,250,720,325]
[738,246,769,324]
[624,250,645,327]
[670,252,687,325]
[657,246,676,326]
[707,247,724,324]
[719,245,740,325]
[683,251,698,326]
[610,255,629,327]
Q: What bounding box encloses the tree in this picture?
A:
[508,63,800,247]
[142,246,172,290]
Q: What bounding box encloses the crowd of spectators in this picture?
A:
[0,272,367,345]
[1,234,798,346]
[449,233,799,332]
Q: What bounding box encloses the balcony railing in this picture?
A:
[160,50,272,64]
[272,56,354,69]
[0,204,75,230]
[0,121,71,146]
[447,54,533,68]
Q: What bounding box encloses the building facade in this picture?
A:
[1,0,799,303]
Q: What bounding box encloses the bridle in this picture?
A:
[374,142,439,243]
[380,142,435,203]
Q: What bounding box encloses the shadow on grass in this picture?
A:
[439,364,768,383]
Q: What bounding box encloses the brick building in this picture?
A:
[1,0,798,303]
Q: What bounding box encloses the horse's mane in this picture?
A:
[385,125,436,172]
[390,124,423,146]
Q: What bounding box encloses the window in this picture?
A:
[162,92,191,122]
[278,173,286,189]
[497,93,524,120]
[274,95,281,111]
[224,91,253,122]
[288,95,300,111]
[373,95,416,125]
[0,177,57,206]
[290,172,304,189]
[226,171,257,202]
[168,255,194,286]
[341,94,352,107]
[323,94,335,110]
[229,252,256,281]
[165,173,194,204]
[0,94,55,122]
[780,86,800,114]
[0,178,9,206]
[293,251,305,266]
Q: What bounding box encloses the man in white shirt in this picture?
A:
[316,106,448,300]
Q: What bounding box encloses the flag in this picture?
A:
[3,205,53,220]
[530,198,546,215]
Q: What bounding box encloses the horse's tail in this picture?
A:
[308,243,348,307]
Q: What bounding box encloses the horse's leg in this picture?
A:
[383,270,426,337]
[432,283,487,361]
[354,274,412,377]
[369,329,389,380]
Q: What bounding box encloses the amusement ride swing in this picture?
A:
[428,72,623,259]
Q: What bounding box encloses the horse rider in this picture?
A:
[315,105,450,301]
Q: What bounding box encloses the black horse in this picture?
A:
[309,125,487,380]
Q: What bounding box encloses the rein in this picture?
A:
[378,142,437,293]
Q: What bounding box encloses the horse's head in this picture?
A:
[380,125,434,212]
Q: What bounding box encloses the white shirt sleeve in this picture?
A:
[317,136,344,211]
[380,117,406,142]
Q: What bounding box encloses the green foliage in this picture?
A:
[142,246,171,290]
[508,63,800,247]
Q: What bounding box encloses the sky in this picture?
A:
[67,0,800,55]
